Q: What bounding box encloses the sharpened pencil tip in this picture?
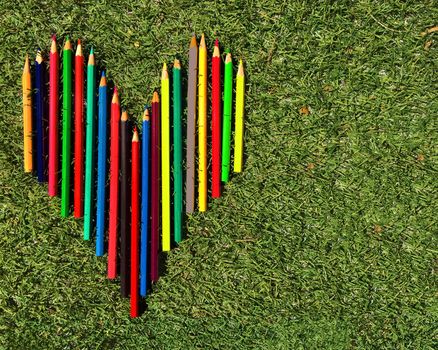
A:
[36,49,43,64]
[51,34,56,41]
[143,107,150,121]
[215,38,219,46]
[152,91,159,103]
[112,87,119,104]
[190,35,197,48]
[200,33,206,48]
[121,109,128,121]
[132,128,139,142]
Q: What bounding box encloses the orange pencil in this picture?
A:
[22,55,32,172]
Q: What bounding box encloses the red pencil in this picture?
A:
[74,39,84,217]
[211,39,221,198]
[108,87,120,279]
[150,91,160,282]
[48,35,59,197]
[130,127,140,318]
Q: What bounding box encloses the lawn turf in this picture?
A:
[0,0,437,349]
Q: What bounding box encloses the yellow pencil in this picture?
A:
[23,54,32,172]
[234,59,245,172]
[198,34,207,211]
[161,62,170,251]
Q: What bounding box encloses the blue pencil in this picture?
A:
[96,71,107,256]
[140,107,150,296]
[35,49,46,182]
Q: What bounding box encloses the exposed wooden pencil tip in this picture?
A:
[161,63,169,79]
[75,40,82,56]
[213,43,220,57]
[200,33,206,48]
[100,71,107,86]
[173,58,181,69]
[36,49,43,64]
[50,37,57,53]
[64,37,71,50]
[132,127,139,142]
[190,35,197,48]
[143,107,150,121]
[152,91,159,103]
[23,55,30,72]
[238,60,244,76]
[121,109,128,121]
[112,87,119,104]
[225,52,232,63]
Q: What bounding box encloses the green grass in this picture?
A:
[0,0,437,348]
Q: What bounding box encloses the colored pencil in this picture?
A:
[140,107,150,296]
[198,34,207,212]
[61,37,72,217]
[35,49,46,182]
[130,128,140,318]
[22,54,32,173]
[150,92,160,282]
[84,48,96,240]
[48,35,59,196]
[120,109,130,297]
[211,39,221,198]
[108,87,120,279]
[221,52,233,182]
[173,59,182,243]
[234,60,245,172]
[96,71,107,257]
[74,39,84,218]
[161,63,170,251]
[186,35,197,214]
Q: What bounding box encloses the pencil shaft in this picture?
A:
[74,52,84,217]
[84,55,96,240]
[22,59,32,172]
[173,66,182,242]
[186,40,198,213]
[130,136,140,317]
[221,58,233,182]
[198,40,207,212]
[96,79,107,256]
[108,94,120,279]
[234,63,245,172]
[150,99,160,282]
[140,119,150,296]
[61,46,72,217]
[35,58,46,182]
[48,45,59,196]
[120,118,130,297]
[161,71,170,251]
[211,49,221,197]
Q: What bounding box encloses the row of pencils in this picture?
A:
[22,34,245,318]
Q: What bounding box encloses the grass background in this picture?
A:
[0,0,437,348]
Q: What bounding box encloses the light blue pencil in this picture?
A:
[96,71,107,256]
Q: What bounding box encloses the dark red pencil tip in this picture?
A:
[114,86,118,93]
[51,34,56,41]
[215,38,219,46]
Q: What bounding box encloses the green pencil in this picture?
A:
[83,48,96,240]
[61,37,72,217]
[221,51,233,182]
[173,59,182,243]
